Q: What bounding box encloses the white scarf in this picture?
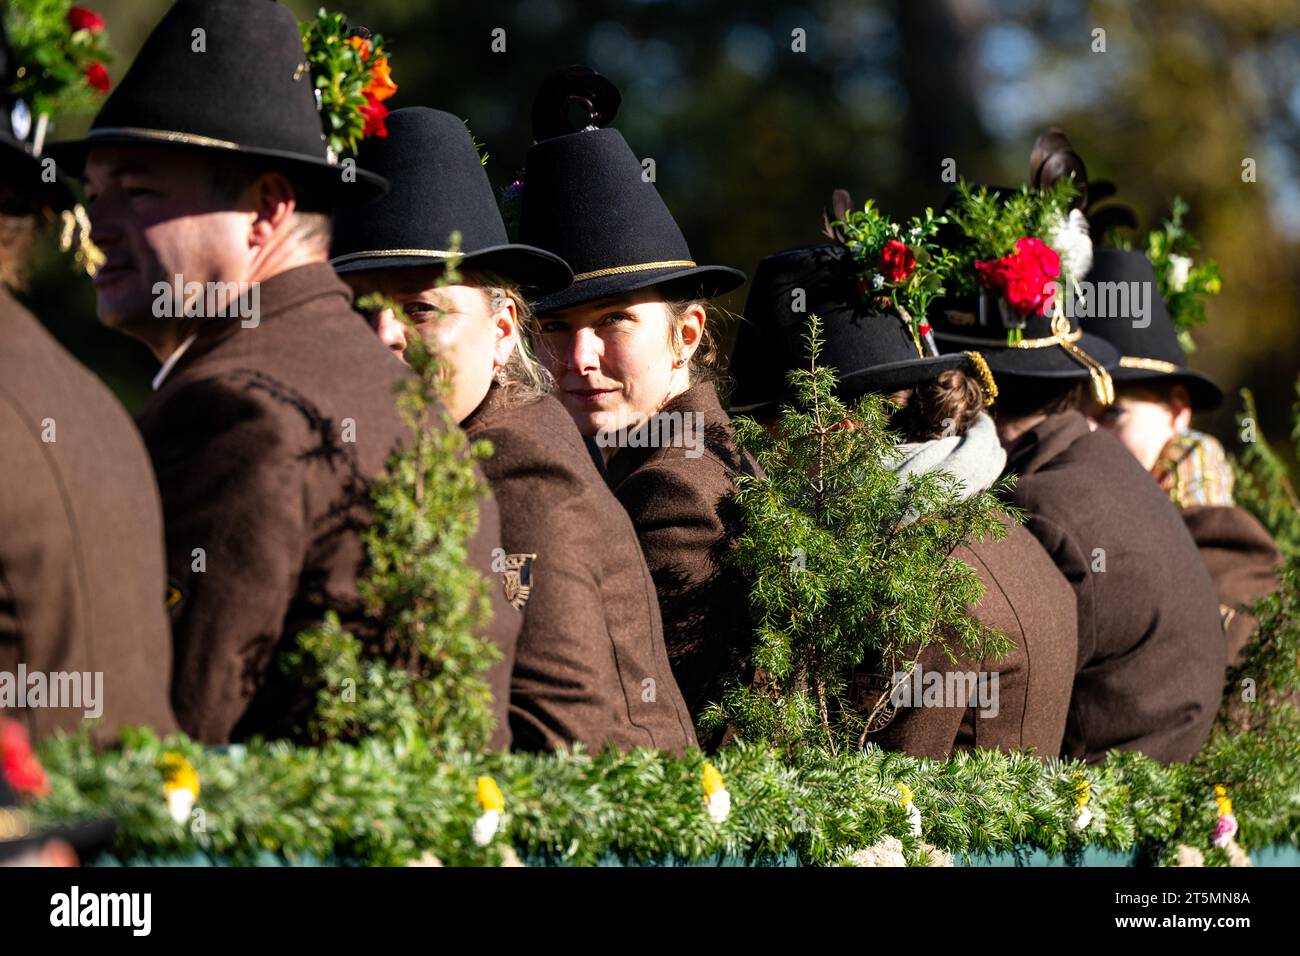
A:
[890,412,1006,502]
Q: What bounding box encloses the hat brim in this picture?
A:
[0,814,116,864]
[530,263,745,314]
[1111,365,1223,411]
[46,132,389,205]
[331,243,573,294]
[0,135,77,211]
[729,354,970,415]
[934,329,1120,379]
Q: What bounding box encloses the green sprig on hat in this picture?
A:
[836,200,960,356]
[1145,197,1222,354]
[300,9,397,162]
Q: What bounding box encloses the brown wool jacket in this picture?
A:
[601,381,763,743]
[0,288,178,744]
[136,264,519,746]
[1003,411,1226,764]
[1181,505,1283,667]
[865,522,1078,760]
[463,386,697,754]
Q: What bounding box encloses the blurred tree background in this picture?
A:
[22,0,1300,452]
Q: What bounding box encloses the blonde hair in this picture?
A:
[464,269,554,403]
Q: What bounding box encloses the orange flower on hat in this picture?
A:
[346,34,373,61]
[366,55,397,103]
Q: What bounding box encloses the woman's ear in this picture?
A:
[491,293,519,368]
[1170,384,1193,432]
[676,302,706,362]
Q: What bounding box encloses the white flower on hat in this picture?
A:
[1167,254,1193,293]
[1046,208,1093,284]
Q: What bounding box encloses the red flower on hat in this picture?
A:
[85,62,110,93]
[877,239,917,284]
[67,7,106,33]
[1,718,50,799]
[359,91,389,138]
[974,237,1060,318]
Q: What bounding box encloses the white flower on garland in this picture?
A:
[1046,208,1093,286]
[161,752,200,826]
[897,783,922,836]
[1071,771,1092,831]
[701,763,731,824]
[473,775,505,847]
[1167,254,1193,293]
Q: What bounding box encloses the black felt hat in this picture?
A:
[518,66,745,314]
[46,0,386,204]
[0,14,74,210]
[731,243,977,415]
[1080,247,1223,410]
[330,107,571,292]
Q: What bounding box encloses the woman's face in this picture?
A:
[1091,389,1190,471]
[533,290,700,439]
[344,266,516,424]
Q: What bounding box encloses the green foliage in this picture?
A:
[5,0,113,119]
[944,178,1078,297]
[29,726,1300,867]
[1145,197,1222,353]
[283,233,500,753]
[1233,383,1300,559]
[834,202,960,349]
[702,316,1010,756]
[299,8,393,159]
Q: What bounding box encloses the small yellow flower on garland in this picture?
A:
[160,752,199,826]
[1071,771,1092,831]
[897,782,922,836]
[300,9,398,163]
[472,775,505,847]
[701,763,731,824]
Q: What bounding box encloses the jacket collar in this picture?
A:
[602,380,728,486]
[161,262,352,384]
[1004,410,1093,478]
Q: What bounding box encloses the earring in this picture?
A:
[673,355,686,368]
[494,365,509,385]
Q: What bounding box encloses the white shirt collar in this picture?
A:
[152,333,199,391]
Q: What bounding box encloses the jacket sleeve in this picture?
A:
[1020,509,1094,671]
[142,376,309,744]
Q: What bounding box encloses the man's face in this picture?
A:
[1092,393,1180,471]
[83,146,253,336]
[344,267,507,425]
[533,292,681,438]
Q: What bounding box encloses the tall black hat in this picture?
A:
[731,243,991,415]
[518,65,745,314]
[0,12,74,210]
[330,107,572,293]
[1079,247,1223,410]
[46,0,386,204]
